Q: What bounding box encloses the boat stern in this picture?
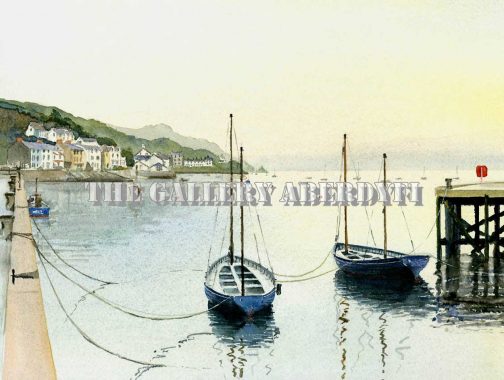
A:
[232,292,275,315]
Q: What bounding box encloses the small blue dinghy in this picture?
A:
[28,204,50,218]
[28,178,50,218]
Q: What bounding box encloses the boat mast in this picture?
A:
[383,153,388,259]
[343,134,348,253]
[240,146,245,296]
[229,114,234,265]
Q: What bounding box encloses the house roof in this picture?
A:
[157,153,171,160]
[134,148,152,156]
[77,137,98,143]
[62,143,84,151]
[134,155,151,161]
[51,128,73,134]
[22,141,58,150]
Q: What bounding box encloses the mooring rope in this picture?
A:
[32,220,116,285]
[405,185,449,255]
[277,267,338,283]
[37,246,231,321]
[38,252,164,368]
[273,147,343,279]
[274,250,333,278]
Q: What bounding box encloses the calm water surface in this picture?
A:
[27,170,504,379]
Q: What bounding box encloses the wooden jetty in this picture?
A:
[2,174,56,379]
[436,179,504,260]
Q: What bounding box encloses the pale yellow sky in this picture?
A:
[1,1,503,168]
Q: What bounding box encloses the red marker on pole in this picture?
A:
[476,165,488,182]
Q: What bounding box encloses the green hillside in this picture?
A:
[0,98,230,168]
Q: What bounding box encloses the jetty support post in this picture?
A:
[444,199,460,257]
[474,205,480,248]
[484,195,490,261]
[436,196,442,259]
[494,204,501,260]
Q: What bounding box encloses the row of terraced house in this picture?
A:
[6,122,126,170]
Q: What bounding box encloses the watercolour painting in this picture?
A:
[1,1,504,379]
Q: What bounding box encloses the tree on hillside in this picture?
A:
[121,147,135,167]
[96,137,117,146]
[43,109,93,138]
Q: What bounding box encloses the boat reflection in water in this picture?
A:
[333,271,435,379]
[207,307,279,378]
[334,270,435,317]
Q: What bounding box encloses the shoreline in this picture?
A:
[16,169,133,183]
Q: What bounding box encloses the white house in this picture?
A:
[76,137,102,171]
[25,122,48,139]
[47,127,75,143]
[134,144,152,161]
[133,146,171,172]
[183,156,213,168]
[23,141,59,169]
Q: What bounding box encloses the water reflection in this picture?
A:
[334,271,435,317]
[207,307,279,378]
[436,254,504,323]
[333,272,436,379]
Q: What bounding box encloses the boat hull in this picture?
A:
[333,243,429,280]
[29,207,50,218]
[205,285,275,315]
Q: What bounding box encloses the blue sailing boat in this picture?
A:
[205,115,277,315]
[333,135,429,280]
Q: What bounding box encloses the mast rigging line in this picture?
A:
[206,206,221,269]
[36,245,231,321]
[38,252,164,368]
[253,209,275,273]
[30,220,116,285]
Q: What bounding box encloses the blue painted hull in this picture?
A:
[29,207,50,218]
[333,243,429,280]
[205,284,275,315]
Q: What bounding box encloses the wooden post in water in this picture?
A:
[436,197,442,259]
[494,204,500,260]
[474,205,480,248]
[484,195,490,261]
[444,200,457,257]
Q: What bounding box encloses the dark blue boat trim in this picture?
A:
[333,242,429,279]
[204,284,275,315]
